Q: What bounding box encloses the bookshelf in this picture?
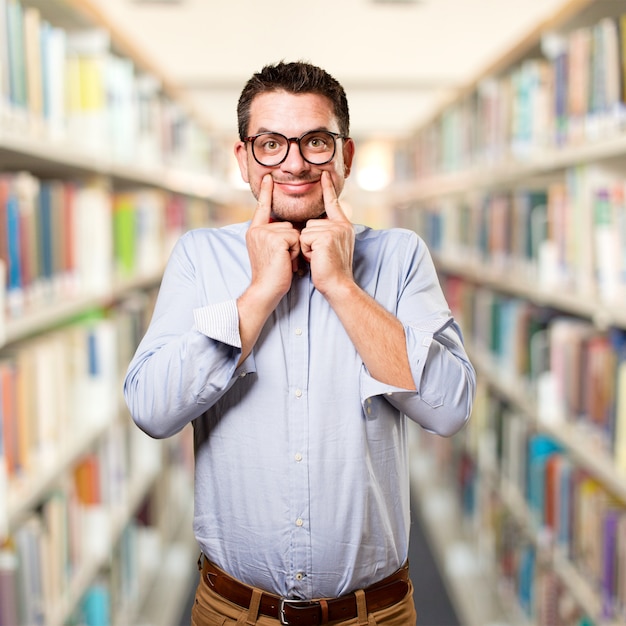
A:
[395,1,626,625]
[0,1,219,624]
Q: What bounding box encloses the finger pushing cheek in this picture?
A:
[252,175,273,225]
[321,171,345,221]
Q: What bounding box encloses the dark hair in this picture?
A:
[237,61,350,140]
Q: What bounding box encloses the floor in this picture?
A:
[177,492,460,626]
[408,491,461,626]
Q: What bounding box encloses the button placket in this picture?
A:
[285,278,312,597]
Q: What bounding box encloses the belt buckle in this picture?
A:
[279,597,317,625]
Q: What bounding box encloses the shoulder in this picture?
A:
[166,222,249,269]
[176,222,249,250]
[354,224,424,254]
[181,221,249,242]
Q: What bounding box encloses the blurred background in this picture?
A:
[1,1,626,625]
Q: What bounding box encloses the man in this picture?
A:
[124,61,475,625]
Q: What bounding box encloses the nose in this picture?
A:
[281,138,309,172]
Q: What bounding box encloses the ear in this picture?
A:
[234,141,250,183]
[342,138,355,178]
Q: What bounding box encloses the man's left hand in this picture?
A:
[300,171,355,296]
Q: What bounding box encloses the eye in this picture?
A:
[305,132,331,151]
[258,134,285,153]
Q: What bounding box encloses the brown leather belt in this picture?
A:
[200,556,410,625]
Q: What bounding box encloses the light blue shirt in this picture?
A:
[124,221,475,599]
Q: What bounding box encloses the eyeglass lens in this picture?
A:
[252,131,337,166]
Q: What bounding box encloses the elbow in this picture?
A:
[124,377,175,440]
[436,373,475,437]
[405,373,475,437]
[433,405,471,438]
[435,359,475,437]
[130,412,173,440]
[126,404,171,440]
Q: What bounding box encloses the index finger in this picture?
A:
[251,174,273,225]
[321,171,347,221]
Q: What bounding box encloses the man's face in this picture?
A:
[234,91,355,224]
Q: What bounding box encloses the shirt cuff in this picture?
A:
[412,316,454,336]
[193,300,242,349]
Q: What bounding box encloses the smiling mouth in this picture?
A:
[274,179,320,195]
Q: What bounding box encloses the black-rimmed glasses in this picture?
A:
[243,130,346,167]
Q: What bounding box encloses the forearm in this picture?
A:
[324,280,416,390]
[236,282,282,365]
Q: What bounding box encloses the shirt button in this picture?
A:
[294,453,303,462]
[295,518,304,527]
[295,328,302,336]
[295,572,304,581]
[295,389,302,398]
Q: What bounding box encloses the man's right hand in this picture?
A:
[246,175,301,305]
[237,176,300,363]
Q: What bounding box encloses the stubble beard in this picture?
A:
[250,177,326,225]
[270,194,325,225]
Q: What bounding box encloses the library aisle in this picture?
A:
[3,1,626,626]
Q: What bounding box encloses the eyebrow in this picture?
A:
[254,127,334,135]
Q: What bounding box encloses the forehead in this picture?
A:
[248,91,338,135]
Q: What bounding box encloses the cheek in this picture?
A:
[328,166,346,194]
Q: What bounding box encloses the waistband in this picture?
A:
[199,555,410,625]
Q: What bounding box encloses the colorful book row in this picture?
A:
[413,423,598,626]
[0,289,195,625]
[463,385,625,625]
[0,466,168,626]
[498,422,626,624]
[0,0,211,171]
[0,170,213,323]
[443,277,626,473]
[396,11,626,178]
[491,507,596,626]
[0,313,118,488]
[0,288,159,510]
[397,165,626,305]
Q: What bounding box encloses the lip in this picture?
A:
[274,179,320,194]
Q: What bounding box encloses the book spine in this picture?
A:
[6,0,27,112]
[0,547,19,626]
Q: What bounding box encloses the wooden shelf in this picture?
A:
[394,130,626,204]
[434,255,626,330]
[2,273,162,348]
[0,126,219,198]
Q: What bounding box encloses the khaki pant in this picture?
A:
[190,568,417,626]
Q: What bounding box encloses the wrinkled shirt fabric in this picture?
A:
[124,222,475,600]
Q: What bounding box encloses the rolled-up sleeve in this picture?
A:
[123,233,250,439]
[360,231,475,437]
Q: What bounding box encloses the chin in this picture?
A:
[272,202,325,224]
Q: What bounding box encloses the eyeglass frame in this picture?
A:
[242,130,348,167]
